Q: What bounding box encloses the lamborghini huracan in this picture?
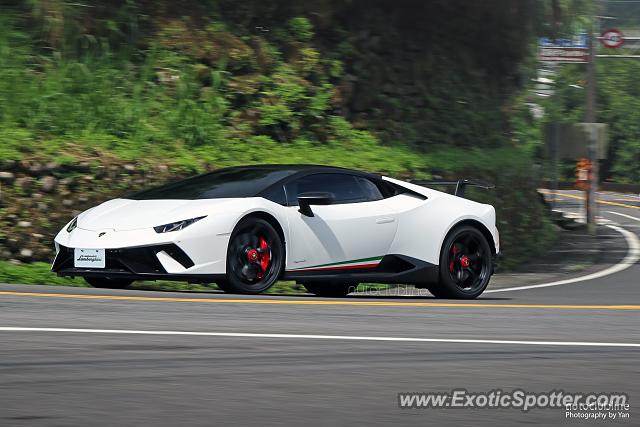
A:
[52,165,499,298]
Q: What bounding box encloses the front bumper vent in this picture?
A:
[52,244,194,274]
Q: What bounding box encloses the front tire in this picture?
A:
[221,217,284,294]
[430,225,493,299]
[303,282,356,297]
[84,277,133,289]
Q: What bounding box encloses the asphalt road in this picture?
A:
[1,191,639,426]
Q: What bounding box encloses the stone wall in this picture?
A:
[0,159,178,263]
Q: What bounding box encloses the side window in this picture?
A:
[376,180,400,198]
[262,185,287,206]
[356,177,384,201]
[285,173,368,205]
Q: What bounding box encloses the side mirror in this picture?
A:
[297,192,335,217]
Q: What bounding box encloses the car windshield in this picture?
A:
[128,167,297,200]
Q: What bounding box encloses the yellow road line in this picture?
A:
[1,291,639,310]
[540,190,639,210]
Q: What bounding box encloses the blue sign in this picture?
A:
[539,32,588,49]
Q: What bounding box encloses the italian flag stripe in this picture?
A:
[288,256,383,272]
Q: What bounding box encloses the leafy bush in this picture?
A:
[287,17,314,42]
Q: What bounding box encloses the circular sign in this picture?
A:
[600,29,624,48]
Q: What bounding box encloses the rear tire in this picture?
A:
[303,282,356,298]
[84,277,132,289]
[430,225,493,299]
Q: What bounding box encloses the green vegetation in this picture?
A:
[0,1,579,166]
[0,261,87,287]
[543,60,640,183]
[0,261,387,294]
[0,0,578,286]
[0,8,432,177]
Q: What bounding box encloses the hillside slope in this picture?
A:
[0,0,558,276]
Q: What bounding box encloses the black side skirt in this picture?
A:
[283,254,439,285]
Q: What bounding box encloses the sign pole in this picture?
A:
[585,19,598,233]
[552,123,559,211]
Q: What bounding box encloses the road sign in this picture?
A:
[539,34,588,48]
[539,47,589,63]
[600,29,624,48]
[539,33,590,63]
[543,123,608,160]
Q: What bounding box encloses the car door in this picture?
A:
[284,173,398,272]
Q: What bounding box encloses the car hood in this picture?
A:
[77,198,240,231]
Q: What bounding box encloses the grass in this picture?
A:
[0,261,87,287]
[0,123,549,180]
[0,126,432,178]
[0,261,391,294]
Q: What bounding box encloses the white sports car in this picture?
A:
[52,165,499,298]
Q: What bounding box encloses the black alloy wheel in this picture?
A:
[220,218,284,294]
[431,225,492,299]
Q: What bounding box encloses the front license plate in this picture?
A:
[74,248,106,268]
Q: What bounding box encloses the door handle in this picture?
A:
[375,217,395,224]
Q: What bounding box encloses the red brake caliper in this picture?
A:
[256,237,270,279]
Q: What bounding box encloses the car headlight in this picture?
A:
[66,217,78,233]
[153,216,206,233]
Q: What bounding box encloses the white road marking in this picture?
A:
[0,327,638,348]
[607,211,640,223]
[486,224,640,293]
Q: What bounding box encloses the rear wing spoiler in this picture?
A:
[409,179,495,198]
